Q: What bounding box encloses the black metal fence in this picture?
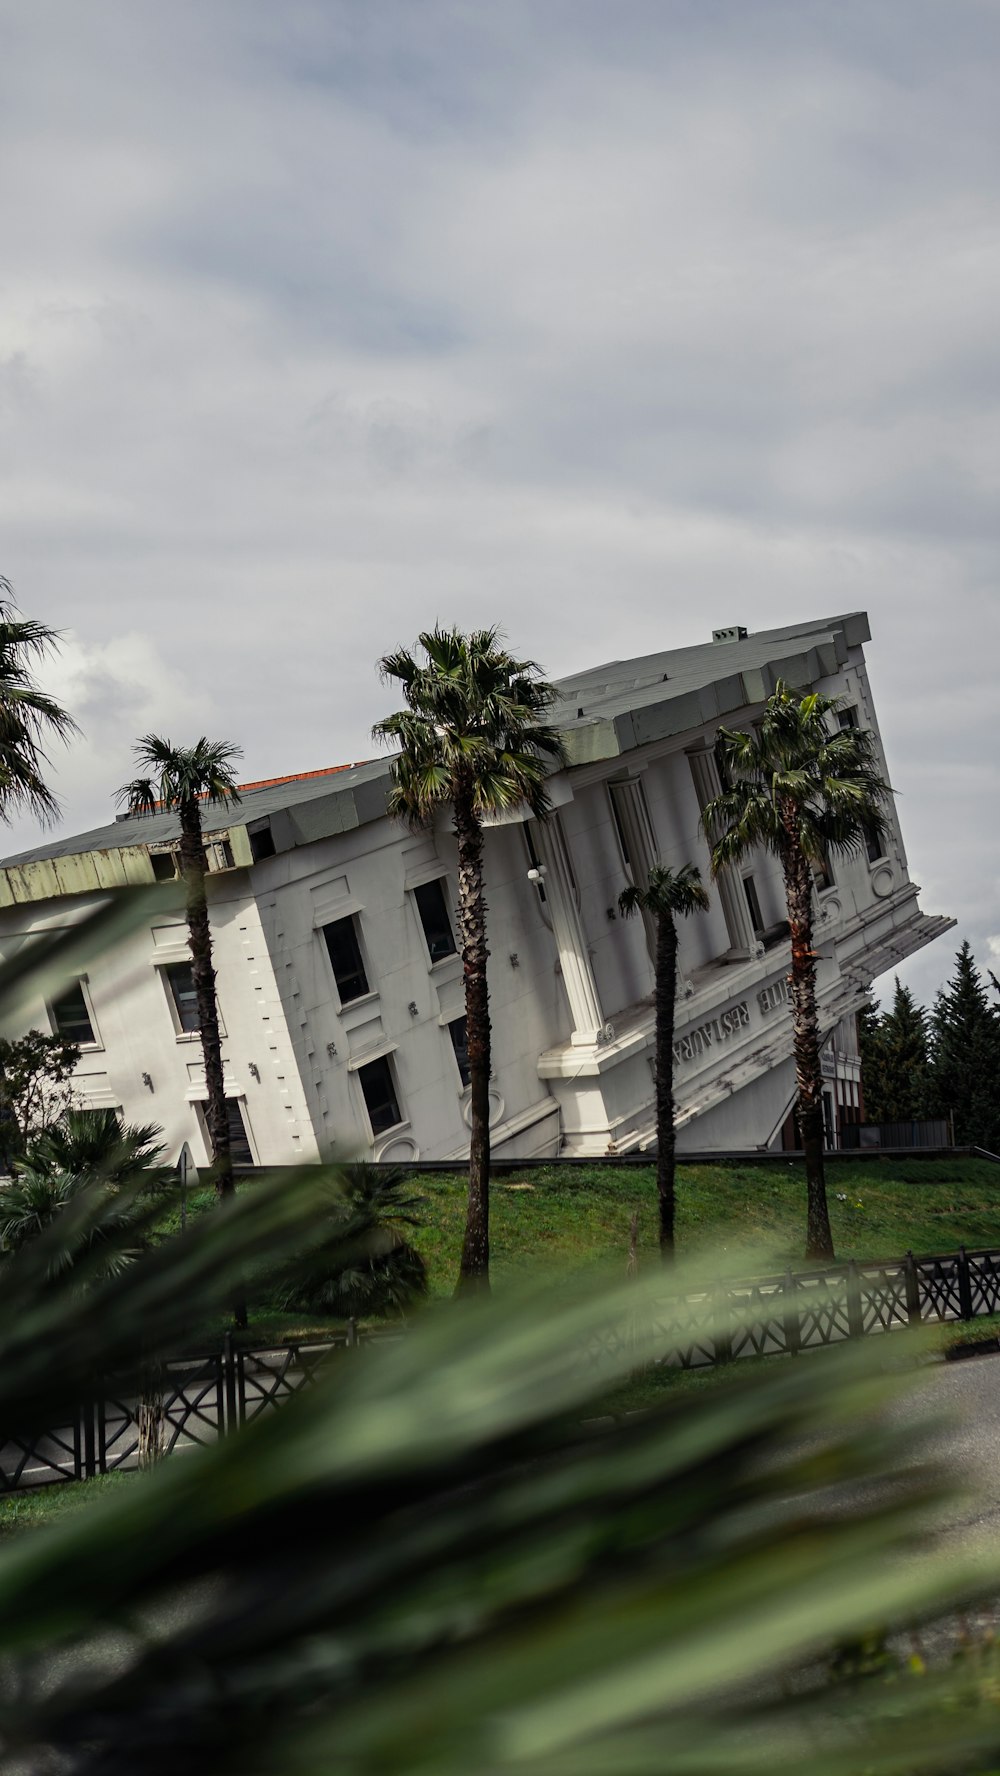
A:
[5,1244,1000,1493]
[0,1328,361,1493]
[841,1121,952,1151]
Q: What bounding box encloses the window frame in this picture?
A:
[195,1096,256,1167]
[159,960,227,1041]
[356,1053,405,1139]
[320,913,372,1007]
[411,876,457,967]
[447,1015,472,1089]
[48,977,101,1050]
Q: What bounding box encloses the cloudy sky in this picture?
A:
[1,0,998,1009]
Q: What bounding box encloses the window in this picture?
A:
[322,916,370,1004]
[50,980,96,1046]
[198,1099,254,1166]
[609,788,631,868]
[811,850,835,892]
[837,706,859,731]
[249,823,276,862]
[413,879,456,963]
[358,1055,403,1135]
[864,824,886,864]
[150,850,177,881]
[448,1016,471,1088]
[524,824,547,901]
[226,1100,254,1166]
[164,961,200,1033]
[742,875,765,938]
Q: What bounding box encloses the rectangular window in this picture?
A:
[249,823,276,862]
[865,825,886,864]
[413,878,457,963]
[322,917,370,1004]
[524,825,547,901]
[812,851,835,892]
[164,961,200,1033]
[50,981,96,1046]
[742,874,765,937]
[150,850,178,881]
[608,788,631,869]
[448,1016,471,1088]
[358,1055,402,1135]
[837,706,859,731]
[227,1100,254,1166]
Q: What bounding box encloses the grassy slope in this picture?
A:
[414,1157,1000,1297]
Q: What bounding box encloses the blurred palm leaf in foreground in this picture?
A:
[3,900,1000,1770]
[1,1259,1000,1773]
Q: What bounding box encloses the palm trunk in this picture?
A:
[137,1355,164,1471]
[655,911,679,1259]
[454,775,491,1294]
[179,803,246,1328]
[781,811,835,1262]
[179,803,232,1201]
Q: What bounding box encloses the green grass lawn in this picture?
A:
[412,1156,1000,1297]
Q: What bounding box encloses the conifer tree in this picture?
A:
[862,978,931,1124]
[928,942,1000,1151]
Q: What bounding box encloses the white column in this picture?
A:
[609,774,658,957]
[532,815,612,1045]
[686,747,756,957]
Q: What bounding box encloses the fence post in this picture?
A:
[223,1333,239,1435]
[846,1261,864,1340]
[81,1392,97,1481]
[904,1251,921,1328]
[346,1319,358,1349]
[958,1246,975,1322]
[783,1272,801,1357]
[713,1284,733,1366]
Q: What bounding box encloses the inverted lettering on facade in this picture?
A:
[673,1000,750,1065]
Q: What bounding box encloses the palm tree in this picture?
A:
[117,738,242,1205]
[0,577,79,828]
[374,627,563,1292]
[0,1110,169,1272]
[703,680,890,1261]
[0,579,79,1170]
[619,863,709,1259]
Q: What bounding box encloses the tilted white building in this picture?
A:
[0,613,953,1167]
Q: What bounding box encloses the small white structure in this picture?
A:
[0,613,952,1167]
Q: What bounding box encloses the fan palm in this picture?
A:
[704,680,890,1260]
[0,578,79,1170]
[619,863,709,1258]
[27,1106,168,1184]
[374,627,563,1292]
[0,577,79,828]
[117,737,242,1204]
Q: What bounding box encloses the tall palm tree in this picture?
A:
[0,579,79,1171]
[0,577,79,828]
[118,738,242,1206]
[374,627,563,1292]
[619,863,709,1259]
[703,680,890,1261]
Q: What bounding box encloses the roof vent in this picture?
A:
[712,625,748,644]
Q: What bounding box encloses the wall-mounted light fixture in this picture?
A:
[326,1040,338,1059]
[248,1062,261,1082]
[527,865,547,885]
[408,1001,419,1017]
[509,952,520,968]
[141,1071,154,1091]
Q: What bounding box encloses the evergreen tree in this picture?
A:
[856,992,885,1121]
[928,942,1000,1151]
[862,978,931,1124]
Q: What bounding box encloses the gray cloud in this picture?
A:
[1,0,997,1007]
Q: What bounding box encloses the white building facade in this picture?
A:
[0,614,953,1168]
